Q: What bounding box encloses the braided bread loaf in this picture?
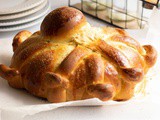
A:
[0,7,157,103]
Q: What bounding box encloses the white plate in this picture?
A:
[0,2,50,26]
[0,0,45,15]
[0,0,47,21]
[0,17,44,32]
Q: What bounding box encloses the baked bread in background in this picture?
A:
[0,7,157,103]
[144,0,159,9]
[145,0,158,4]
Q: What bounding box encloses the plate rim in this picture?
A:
[0,2,50,26]
[0,0,45,15]
[0,0,47,21]
[0,17,44,32]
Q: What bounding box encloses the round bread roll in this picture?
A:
[41,6,87,40]
[0,7,157,103]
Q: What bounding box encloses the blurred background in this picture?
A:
[69,0,160,29]
[0,0,159,33]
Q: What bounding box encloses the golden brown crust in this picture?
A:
[143,45,157,68]
[110,35,144,54]
[98,40,130,67]
[104,62,121,94]
[12,30,32,52]
[45,72,69,89]
[103,27,128,36]
[12,41,52,68]
[0,7,157,103]
[87,84,115,101]
[85,54,104,84]
[47,87,66,103]
[20,50,55,97]
[0,64,23,88]
[58,46,90,76]
[41,7,86,38]
[121,68,143,83]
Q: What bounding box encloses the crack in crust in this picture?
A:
[0,7,157,103]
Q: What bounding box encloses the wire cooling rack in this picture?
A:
[68,0,159,29]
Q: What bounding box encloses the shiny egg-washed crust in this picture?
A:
[0,7,157,103]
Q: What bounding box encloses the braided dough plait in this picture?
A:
[0,7,157,103]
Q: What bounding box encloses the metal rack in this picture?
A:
[68,0,159,29]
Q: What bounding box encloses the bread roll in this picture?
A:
[0,7,157,103]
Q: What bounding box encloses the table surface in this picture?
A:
[0,0,160,120]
